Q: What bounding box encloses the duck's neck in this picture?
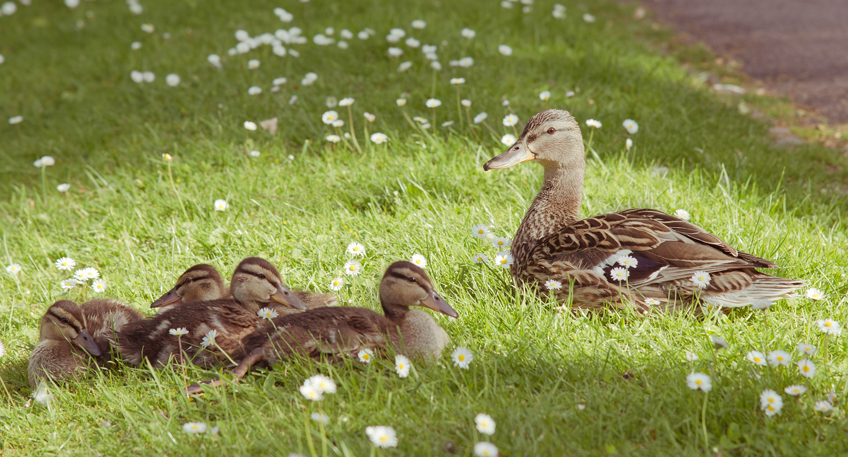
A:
[382,302,447,358]
[512,164,584,268]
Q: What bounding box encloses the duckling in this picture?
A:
[80,299,144,366]
[28,300,103,388]
[483,109,804,312]
[150,264,231,313]
[231,257,332,314]
[187,261,458,393]
[118,258,306,368]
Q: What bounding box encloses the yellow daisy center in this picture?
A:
[695,380,702,385]
[825,322,832,327]
[458,355,465,361]
[754,357,761,362]
[803,366,809,372]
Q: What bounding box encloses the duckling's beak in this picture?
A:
[483,141,535,170]
[73,330,103,357]
[270,285,307,310]
[150,288,181,308]
[421,291,459,319]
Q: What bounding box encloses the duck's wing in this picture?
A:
[529,209,788,288]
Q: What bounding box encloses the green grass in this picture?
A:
[1,0,847,455]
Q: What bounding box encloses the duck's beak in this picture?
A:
[73,330,103,357]
[150,288,181,309]
[420,290,459,319]
[270,284,307,310]
[483,140,535,170]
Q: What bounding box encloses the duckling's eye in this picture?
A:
[407,276,416,283]
[258,273,266,280]
[59,317,69,324]
[546,127,556,135]
[184,278,193,284]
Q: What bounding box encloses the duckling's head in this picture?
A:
[151,264,228,309]
[379,261,459,319]
[39,300,102,356]
[231,257,306,311]
[484,109,584,171]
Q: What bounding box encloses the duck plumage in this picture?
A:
[28,300,103,387]
[484,109,804,312]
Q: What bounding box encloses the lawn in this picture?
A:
[1,0,847,455]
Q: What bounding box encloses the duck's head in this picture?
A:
[39,300,102,356]
[151,264,228,309]
[230,257,306,310]
[379,261,459,319]
[484,109,584,171]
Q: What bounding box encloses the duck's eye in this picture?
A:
[59,317,69,324]
[258,273,266,279]
[546,127,556,135]
[184,278,193,284]
[407,276,417,283]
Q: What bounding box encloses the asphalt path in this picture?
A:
[637,0,848,123]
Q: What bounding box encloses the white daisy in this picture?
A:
[182,422,207,434]
[306,374,337,394]
[321,110,339,125]
[545,279,562,290]
[244,121,257,131]
[214,199,229,211]
[329,277,344,291]
[686,372,712,392]
[326,134,341,143]
[461,28,476,39]
[746,350,767,366]
[462,99,472,107]
[74,267,100,281]
[645,298,661,306]
[131,41,142,50]
[33,384,54,406]
[760,389,783,416]
[55,183,70,193]
[249,150,261,158]
[814,400,834,413]
[60,279,77,290]
[451,346,473,369]
[343,259,363,276]
[796,342,817,356]
[539,90,551,101]
[346,242,366,257]
[169,327,188,337]
[425,98,442,108]
[396,98,407,107]
[141,23,154,33]
[299,380,324,401]
[358,348,373,363]
[805,287,824,300]
[91,279,107,293]
[553,4,566,19]
[0,340,4,358]
[501,134,517,147]
[674,209,691,221]
[411,254,427,269]
[752,299,775,310]
[450,77,465,85]
[609,267,629,281]
[257,307,279,320]
[625,138,633,150]
[690,271,711,288]
[364,112,376,123]
[247,86,262,95]
[370,133,388,144]
[473,112,488,124]
[405,38,420,48]
[498,44,513,56]
[471,224,490,238]
[503,114,519,126]
[585,119,602,128]
[412,20,426,29]
[273,77,287,86]
[387,47,403,57]
[784,385,807,396]
[248,59,260,69]
[583,13,596,23]
[685,351,699,362]
[310,412,329,424]
[332,120,344,128]
[395,354,411,378]
[474,413,496,435]
[200,330,218,348]
[767,350,791,367]
[458,57,474,67]
[617,256,638,268]
[165,74,180,87]
[474,442,498,457]
[207,54,222,68]
[622,119,639,134]
[54,257,75,271]
[816,318,842,335]
[142,71,155,82]
[365,426,398,448]
[8,115,23,125]
[494,251,513,269]
[491,237,511,249]
[798,359,816,378]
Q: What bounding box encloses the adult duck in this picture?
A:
[483,109,803,312]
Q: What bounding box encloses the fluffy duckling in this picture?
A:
[231,257,332,314]
[483,109,804,311]
[187,261,457,393]
[150,264,230,313]
[119,258,306,368]
[81,299,144,365]
[28,300,103,388]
